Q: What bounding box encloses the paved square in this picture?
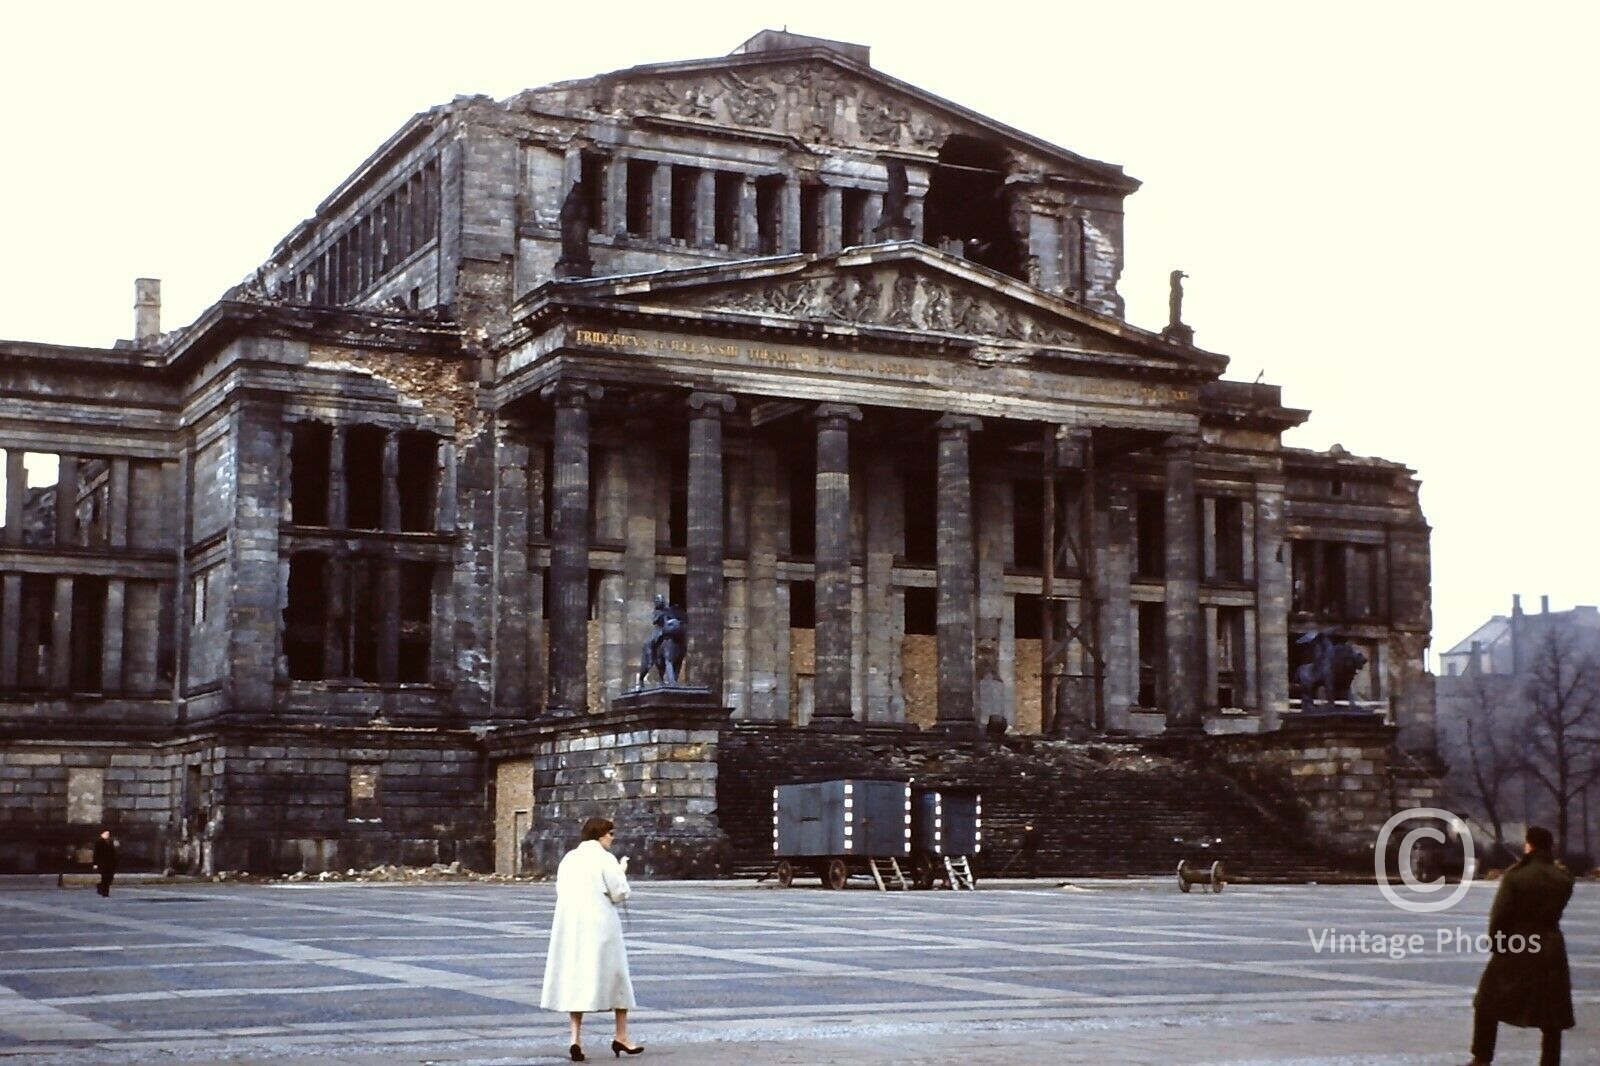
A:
[1,878,1594,1064]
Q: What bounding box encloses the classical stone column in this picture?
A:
[934,415,981,730]
[327,425,347,529]
[687,392,734,695]
[546,382,601,714]
[55,455,78,545]
[50,576,72,691]
[1163,435,1204,733]
[381,431,401,532]
[3,451,24,546]
[1254,476,1289,729]
[811,403,861,722]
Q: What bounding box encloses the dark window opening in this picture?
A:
[70,576,105,692]
[289,423,331,526]
[398,561,433,683]
[799,184,823,254]
[625,160,656,237]
[667,449,688,551]
[904,585,936,635]
[347,762,381,820]
[1215,606,1245,708]
[587,570,603,622]
[841,187,870,248]
[1134,491,1165,579]
[1013,478,1044,570]
[903,462,936,566]
[714,172,741,247]
[285,553,327,681]
[344,426,384,530]
[1291,540,1316,614]
[755,175,783,254]
[1137,602,1164,707]
[17,574,53,690]
[670,165,699,243]
[788,452,816,558]
[1014,593,1043,640]
[184,764,203,826]
[581,153,606,234]
[1323,543,1347,615]
[1330,477,1344,497]
[1213,496,1245,581]
[397,431,437,532]
[347,556,379,681]
[789,580,815,629]
[668,572,686,609]
[924,135,1025,281]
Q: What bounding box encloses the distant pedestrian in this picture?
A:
[1466,825,1574,1066]
[540,817,643,1061]
[92,829,118,897]
[1021,823,1040,879]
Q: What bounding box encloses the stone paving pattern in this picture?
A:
[1,878,1594,1064]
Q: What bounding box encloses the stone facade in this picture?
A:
[0,30,1436,874]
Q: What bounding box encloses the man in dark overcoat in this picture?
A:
[92,829,118,897]
[1467,825,1574,1065]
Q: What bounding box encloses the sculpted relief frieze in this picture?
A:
[608,63,949,148]
[699,269,1089,347]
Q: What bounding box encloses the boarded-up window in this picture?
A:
[347,763,381,820]
[67,767,104,824]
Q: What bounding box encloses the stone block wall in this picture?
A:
[0,742,179,872]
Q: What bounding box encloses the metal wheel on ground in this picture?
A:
[775,860,794,888]
[825,858,849,891]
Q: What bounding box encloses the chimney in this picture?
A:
[1541,595,1550,614]
[134,278,161,344]
[1512,594,1523,616]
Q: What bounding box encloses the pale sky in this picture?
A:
[2,1,1595,661]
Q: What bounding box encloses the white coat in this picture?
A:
[540,838,636,1012]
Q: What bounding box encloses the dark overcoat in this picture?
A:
[1473,851,1575,1031]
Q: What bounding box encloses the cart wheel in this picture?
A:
[825,858,849,891]
[1210,861,1226,893]
[1177,859,1192,893]
[912,852,936,891]
[775,860,794,888]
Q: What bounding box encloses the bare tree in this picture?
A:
[1521,627,1600,857]
[1451,671,1526,862]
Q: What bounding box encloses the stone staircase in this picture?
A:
[717,727,1368,884]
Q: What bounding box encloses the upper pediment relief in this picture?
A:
[514,57,1133,189]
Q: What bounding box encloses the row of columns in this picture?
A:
[538,379,1210,732]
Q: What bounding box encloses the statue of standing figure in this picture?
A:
[1168,269,1187,329]
[637,594,687,687]
[555,178,593,278]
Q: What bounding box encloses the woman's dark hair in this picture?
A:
[581,817,615,842]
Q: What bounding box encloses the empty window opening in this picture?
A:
[670,165,699,243]
[70,576,105,692]
[841,187,871,248]
[284,553,328,681]
[1012,478,1044,570]
[1216,606,1246,708]
[70,458,110,547]
[1014,593,1043,640]
[714,172,741,248]
[788,452,816,558]
[625,160,656,237]
[1134,491,1165,579]
[344,426,384,530]
[15,452,60,546]
[581,152,606,234]
[799,184,823,254]
[347,762,382,820]
[667,449,688,551]
[668,572,686,609]
[1213,497,1245,581]
[904,585,936,635]
[17,574,53,690]
[289,423,331,526]
[755,175,783,254]
[903,462,936,566]
[789,580,815,629]
[397,431,437,532]
[398,561,433,683]
[1136,602,1164,707]
[924,135,1025,280]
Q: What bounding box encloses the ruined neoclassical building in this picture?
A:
[0,30,1434,876]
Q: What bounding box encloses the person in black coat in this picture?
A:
[1467,825,1574,1065]
[92,829,118,897]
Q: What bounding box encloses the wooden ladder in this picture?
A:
[869,856,910,891]
[944,855,976,890]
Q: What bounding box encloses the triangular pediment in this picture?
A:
[536,245,1223,373]
[513,53,1134,190]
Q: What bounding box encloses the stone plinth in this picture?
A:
[490,687,731,879]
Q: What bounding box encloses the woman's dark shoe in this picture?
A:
[569,1042,585,1061]
[611,1039,644,1057]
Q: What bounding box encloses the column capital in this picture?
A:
[541,379,604,408]
[688,391,736,417]
[936,414,983,437]
[813,403,863,426]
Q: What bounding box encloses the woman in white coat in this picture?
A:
[541,817,643,1061]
